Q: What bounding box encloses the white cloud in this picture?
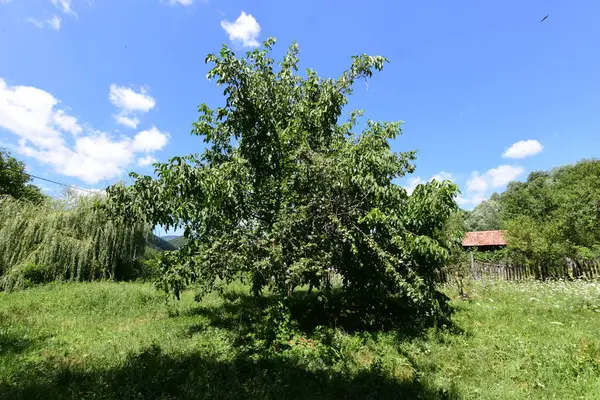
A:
[460,165,525,207]
[50,0,76,17]
[0,78,62,146]
[0,78,169,184]
[27,16,62,30]
[109,84,156,129]
[466,172,488,193]
[109,84,155,113]
[221,11,261,48]
[137,155,157,167]
[403,176,423,195]
[456,193,487,207]
[403,171,454,195]
[430,171,454,182]
[115,114,139,129]
[132,127,169,152]
[486,165,524,187]
[27,18,45,29]
[53,109,81,134]
[166,0,193,5]
[502,139,543,159]
[48,15,61,30]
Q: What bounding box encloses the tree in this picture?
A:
[106,39,459,329]
[0,192,148,290]
[500,159,600,278]
[463,194,502,232]
[0,148,46,203]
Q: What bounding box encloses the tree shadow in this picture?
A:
[186,287,461,342]
[0,330,45,356]
[0,344,459,400]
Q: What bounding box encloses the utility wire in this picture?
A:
[2,166,98,194]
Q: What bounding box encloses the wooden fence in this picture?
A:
[467,259,600,281]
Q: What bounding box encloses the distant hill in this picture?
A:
[161,235,180,241]
[167,236,189,249]
[148,235,177,251]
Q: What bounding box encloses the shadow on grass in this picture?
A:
[0,344,458,400]
[0,331,46,356]
[186,287,461,342]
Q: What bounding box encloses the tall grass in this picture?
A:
[0,193,149,291]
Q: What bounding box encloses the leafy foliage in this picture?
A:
[106,38,459,328]
[0,148,46,203]
[500,159,600,278]
[463,193,502,232]
[0,192,149,291]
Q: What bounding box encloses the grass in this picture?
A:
[0,280,599,399]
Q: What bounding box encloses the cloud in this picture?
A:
[48,15,61,30]
[50,0,76,17]
[456,193,487,207]
[109,84,156,129]
[0,78,169,184]
[430,171,454,182]
[460,164,525,207]
[53,109,82,134]
[403,176,423,195]
[486,165,524,187]
[132,127,169,152]
[466,173,488,193]
[27,16,61,30]
[166,0,193,5]
[221,11,261,48]
[109,84,155,112]
[403,171,454,195]
[115,115,139,129]
[502,139,543,159]
[137,155,157,167]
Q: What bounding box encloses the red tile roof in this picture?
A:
[462,230,507,247]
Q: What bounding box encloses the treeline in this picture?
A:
[464,159,600,279]
[0,149,154,291]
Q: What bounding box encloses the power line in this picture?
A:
[26,173,99,194]
[3,166,99,194]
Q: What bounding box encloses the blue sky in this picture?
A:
[1,0,599,215]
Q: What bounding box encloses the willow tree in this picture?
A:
[0,192,148,291]
[106,38,458,326]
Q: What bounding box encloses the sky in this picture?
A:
[1,0,599,219]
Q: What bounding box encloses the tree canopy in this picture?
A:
[106,38,459,328]
[0,148,46,203]
[498,159,600,277]
[0,192,149,291]
[463,193,502,232]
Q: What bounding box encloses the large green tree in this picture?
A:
[106,39,459,327]
[463,193,502,232]
[500,159,600,278]
[0,148,46,203]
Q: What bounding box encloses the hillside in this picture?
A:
[167,236,189,249]
[160,235,180,241]
[148,235,177,251]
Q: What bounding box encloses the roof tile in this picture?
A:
[462,230,507,247]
